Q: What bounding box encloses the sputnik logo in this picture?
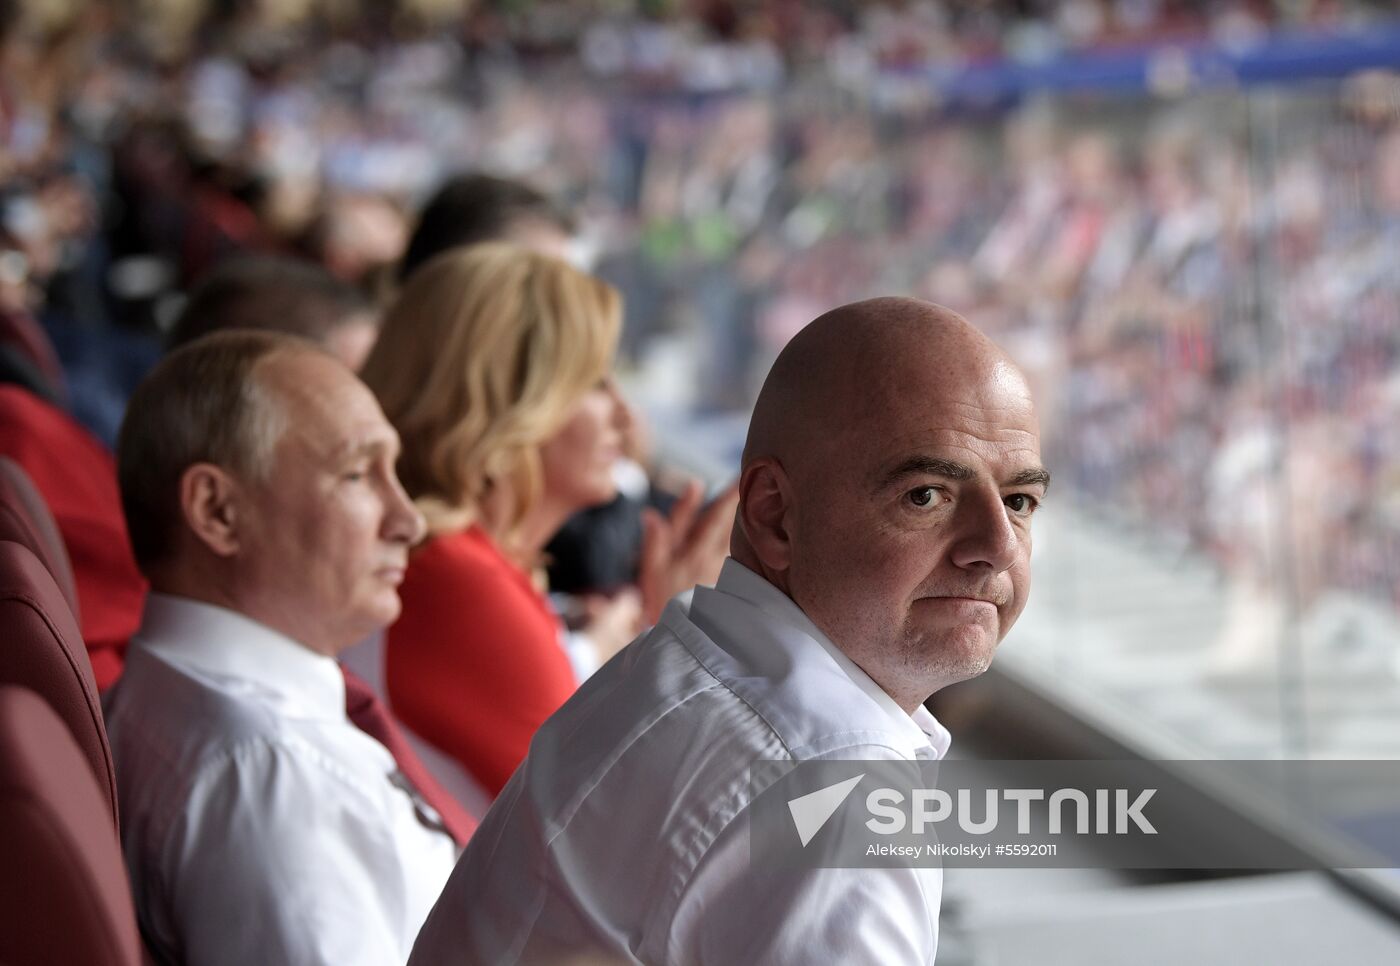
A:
[787,774,864,847]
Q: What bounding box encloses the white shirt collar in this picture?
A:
[710,559,950,758]
[133,593,346,722]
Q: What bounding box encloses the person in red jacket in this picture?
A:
[0,383,146,688]
[361,244,735,795]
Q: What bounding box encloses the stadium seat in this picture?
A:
[0,540,117,828]
[0,306,66,403]
[0,455,80,618]
[0,685,142,966]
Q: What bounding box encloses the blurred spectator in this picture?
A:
[168,253,379,370]
[399,172,576,280]
[0,382,146,687]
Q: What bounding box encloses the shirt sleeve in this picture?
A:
[663,747,940,966]
[159,739,414,966]
[669,825,939,966]
[386,538,579,796]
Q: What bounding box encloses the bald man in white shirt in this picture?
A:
[103,332,460,965]
[410,297,1049,965]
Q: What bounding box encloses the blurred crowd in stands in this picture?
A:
[3,0,1400,623]
[8,3,1400,959]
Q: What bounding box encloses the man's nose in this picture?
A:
[383,474,427,545]
[948,487,1019,574]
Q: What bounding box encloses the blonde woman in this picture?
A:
[361,244,734,796]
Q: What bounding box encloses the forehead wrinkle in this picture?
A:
[876,416,1040,457]
[857,413,1043,490]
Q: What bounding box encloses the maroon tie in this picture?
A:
[342,666,477,847]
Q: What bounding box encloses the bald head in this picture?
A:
[742,296,1029,491]
[734,296,1046,710]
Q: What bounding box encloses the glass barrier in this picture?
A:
[605,71,1400,768]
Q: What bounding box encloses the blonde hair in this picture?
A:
[361,243,621,557]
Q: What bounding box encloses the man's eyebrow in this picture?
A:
[1008,467,1051,490]
[878,456,975,489]
[877,457,1051,491]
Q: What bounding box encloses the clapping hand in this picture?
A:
[637,479,740,626]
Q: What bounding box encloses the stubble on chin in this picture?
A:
[896,619,1000,693]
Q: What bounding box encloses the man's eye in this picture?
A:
[1005,493,1039,516]
[342,468,369,483]
[907,486,938,508]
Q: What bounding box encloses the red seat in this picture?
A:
[0,685,141,966]
[0,540,117,828]
[0,455,80,617]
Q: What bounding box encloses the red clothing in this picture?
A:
[342,667,478,845]
[386,526,577,796]
[0,306,66,402]
[0,386,147,689]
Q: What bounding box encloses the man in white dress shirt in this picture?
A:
[103,331,459,965]
[410,296,1049,965]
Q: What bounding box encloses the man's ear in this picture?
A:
[738,457,793,573]
[178,463,244,558]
